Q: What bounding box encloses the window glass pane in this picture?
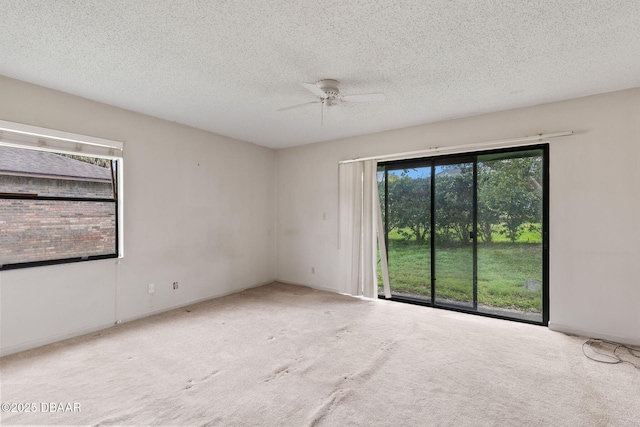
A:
[380,166,432,300]
[434,161,474,308]
[477,150,543,322]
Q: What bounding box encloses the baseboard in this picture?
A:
[117,279,275,325]
[548,322,640,346]
[0,279,276,358]
[0,322,116,358]
[275,279,341,295]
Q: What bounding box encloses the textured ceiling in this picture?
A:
[1,1,639,149]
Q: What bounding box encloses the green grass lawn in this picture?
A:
[379,238,543,312]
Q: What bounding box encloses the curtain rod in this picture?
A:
[0,119,124,150]
[338,131,573,164]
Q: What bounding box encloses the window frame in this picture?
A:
[0,120,123,270]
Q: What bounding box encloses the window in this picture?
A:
[0,121,123,270]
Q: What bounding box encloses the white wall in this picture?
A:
[276,88,640,345]
[0,76,277,355]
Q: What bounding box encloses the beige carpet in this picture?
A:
[1,282,638,426]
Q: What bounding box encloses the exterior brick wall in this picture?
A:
[0,199,116,265]
[0,175,115,265]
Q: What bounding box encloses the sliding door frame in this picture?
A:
[378,144,549,326]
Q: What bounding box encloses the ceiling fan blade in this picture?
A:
[341,92,386,103]
[301,82,328,98]
[277,101,320,112]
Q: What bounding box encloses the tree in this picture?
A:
[434,166,473,245]
[386,170,431,242]
[381,154,542,245]
[58,153,112,168]
[478,156,542,243]
[477,165,503,243]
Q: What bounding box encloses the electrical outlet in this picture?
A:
[173,281,179,290]
[148,283,155,294]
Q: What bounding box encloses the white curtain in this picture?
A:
[338,160,391,298]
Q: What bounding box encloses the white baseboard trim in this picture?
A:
[275,279,341,295]
[275,279,375,301]
[548,322,640,346]
[0,322,116,358]
[116,279,275,325]
[0,279,276,358]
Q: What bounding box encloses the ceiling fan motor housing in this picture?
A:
[317,79,340,99]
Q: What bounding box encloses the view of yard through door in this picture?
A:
[377,148,545,323]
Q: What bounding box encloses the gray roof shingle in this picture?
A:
[0,146,112,181]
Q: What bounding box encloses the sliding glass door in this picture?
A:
[476,150,545,322]
[378,146,548,325]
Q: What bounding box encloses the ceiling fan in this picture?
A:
[277,79,385,125]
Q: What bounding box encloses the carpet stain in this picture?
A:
[265,364,293,382]
[335,326,352,338]
[308,389,351,427]
[341,340,397,385]
[184,370,221,390]
[308,340,398,426]
[199,418,224,427]
[379,340,394,351]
